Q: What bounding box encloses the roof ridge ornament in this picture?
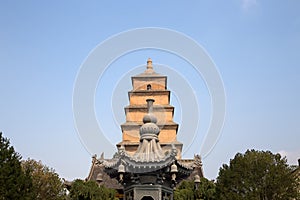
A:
[143,99,157,124]
[140,99,160,139]
[131,99,166,162]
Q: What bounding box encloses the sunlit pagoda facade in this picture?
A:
[87,59,204,200]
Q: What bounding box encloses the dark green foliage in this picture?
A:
[174,180,194,200]
[0,132,34,199]
[69,179,116,200]
[174,178,216,200]
[195,177,217,200]
[215,149,299,200]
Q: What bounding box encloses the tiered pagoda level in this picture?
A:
[118,58,183,159]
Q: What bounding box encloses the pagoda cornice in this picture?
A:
[128,90,170,94]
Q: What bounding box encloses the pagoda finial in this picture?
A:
[146,99,154,114]
[143,99,157,124]
[147,58,153,70]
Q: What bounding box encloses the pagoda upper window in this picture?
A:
[147,84,152,90]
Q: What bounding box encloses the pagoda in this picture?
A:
[117,58,182,158]
[87,59,204,200]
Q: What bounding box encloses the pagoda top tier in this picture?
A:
[131,58,167,91]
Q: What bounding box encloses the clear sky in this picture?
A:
[0,1,299,181]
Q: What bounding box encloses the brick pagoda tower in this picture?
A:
[117,58,183,158]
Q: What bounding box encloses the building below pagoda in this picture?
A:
[87,59,204,200]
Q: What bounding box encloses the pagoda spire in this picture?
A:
[145,58,155,74]
[147,58,153,69]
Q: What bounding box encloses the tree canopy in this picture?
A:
[174,178,216,200]
[21,159,66,200]
[215,149,299,200]
[69,179,117,200]
[0,132,34,199]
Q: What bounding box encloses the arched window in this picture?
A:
[147,84,151,90]
[141,196,154,200]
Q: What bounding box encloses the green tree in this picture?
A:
[174,180,194,200]
[174,178,216,200]
[69,179,116,200]
[22,159,66,200]
[195,178,216,200]
[215,149,299,200]
[0,132,34,199]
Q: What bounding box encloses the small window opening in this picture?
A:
[147,84,152,90]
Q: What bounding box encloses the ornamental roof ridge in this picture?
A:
[176,160,194,170]
[99,144,182,172]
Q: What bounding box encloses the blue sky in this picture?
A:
[0,1,299,180]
